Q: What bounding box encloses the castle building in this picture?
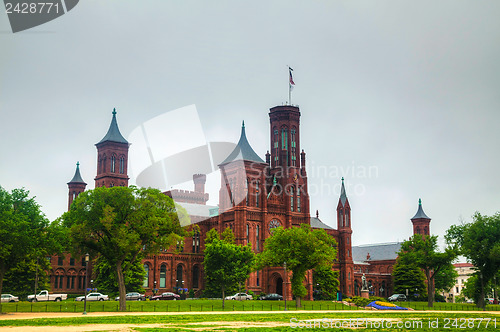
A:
[51,103,431,299]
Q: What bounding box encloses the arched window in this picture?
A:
[111,155,116,173]
[143,264,149,288]
[273,129,279,163]
[255,180,260,207]
[192,265,199,289]
[346,211,350,227]
[281,128,288,150]
[290,186,294,212]
[256,270,260,286]
[102,155,107,173]
[291,128,297,166]
[256,225,260,252]
[246,224,250,245]
[192,229,200,253]
[160,264,167,288]
[176,264,183,288]
[339,210,343,227]
[72,191,76,200]
[245,178,249,206]
[297,186,301,212]
[119,156,125,174]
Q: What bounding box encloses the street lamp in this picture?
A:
[154,280,157,296]
[83,253,89,315]
[283,261,287,311]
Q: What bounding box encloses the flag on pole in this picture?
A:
[289,67,295,86]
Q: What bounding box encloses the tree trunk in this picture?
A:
[426,269,434,308]
[222,286,225,309]
[478,275,485,310]
[296,296,301,308]
[116,261,126,311]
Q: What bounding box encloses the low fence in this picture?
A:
[2,301,499,313]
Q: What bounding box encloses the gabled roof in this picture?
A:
[220,121,265,164]
[352,242,402,262]
[411,198,430,220]
[310,216,334,230]
[67,162,86,184]
[97,108,128,145]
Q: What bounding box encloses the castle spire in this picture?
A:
[97,108,128,145]
[220,122,265,164]
[68,161,86,184]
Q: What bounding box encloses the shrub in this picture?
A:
[351,296,371,307]
[369,296,385,302]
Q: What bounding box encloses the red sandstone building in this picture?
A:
[54,104,431,300]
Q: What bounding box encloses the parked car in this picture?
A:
[225,293,253,300]
[150,292,180,301]
[1,294,19,303]
[75,292,109,301]
[115,292,146,301]
[258,293,283,301]
[27,290,67,302]
[388,294,407,302]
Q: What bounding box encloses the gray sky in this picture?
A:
[1,1,499,250]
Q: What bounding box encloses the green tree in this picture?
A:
[446,212,500,309]
[434,263,458,294]
[203,228,254,308]
[92,255,145,297]
[313,265,339,300]
[398,234,457,307]
[61,186,185,311]
[392,259,427,300]
[0,187,58,312]
[257,224,337,307]
[2,257,51,300]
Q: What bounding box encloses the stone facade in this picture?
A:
[51,103,430,300]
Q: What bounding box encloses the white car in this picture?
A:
[75,292,109,301]
[225,293,253,300]
[1,294,19,303]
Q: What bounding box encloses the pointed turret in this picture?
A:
[95,109,129,188]
[220,121,265,164]
[97,108,128,144]
[67,162,87,210]
[339,177,348,207]
[337,178,351,229]
[411,198,431,236]
[335,177,353,298]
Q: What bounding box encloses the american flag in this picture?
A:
[289,67,295,86]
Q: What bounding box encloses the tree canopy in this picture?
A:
[203,228,254,308]
[60,186,186,311]
[256,224,337,307]
[392,259,427,300]
[398,234,457,307]
[0,187,58,312]
[313,264,339,300]
[446,212,500,308]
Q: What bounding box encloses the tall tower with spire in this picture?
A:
[218,121,268,245]
[67,162,87,210]
[411,198,431,237]
[336,177,353,296]
[267,105,310,227]
[94,108,129,188]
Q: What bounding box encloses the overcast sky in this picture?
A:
[1,1,499,250]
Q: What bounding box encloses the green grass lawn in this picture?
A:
[0,311,499,331]
[1,299,499,313]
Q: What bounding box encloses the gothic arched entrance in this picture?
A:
[276,277,283,295]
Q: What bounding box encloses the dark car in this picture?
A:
[151,292,180,301]
[115,292,146,301]
[258,293,283,301]
[388,294,407,302]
